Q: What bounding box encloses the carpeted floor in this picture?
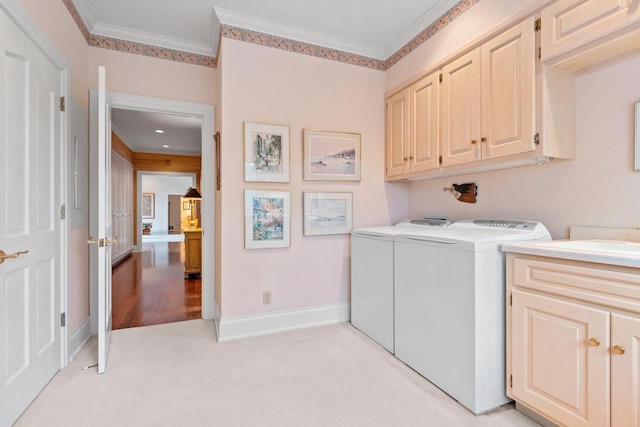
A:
[17,321,540,427]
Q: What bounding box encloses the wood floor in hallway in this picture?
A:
[112,241,202,329]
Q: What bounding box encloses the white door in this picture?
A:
[89,66,113,374]
[0,7,64,426]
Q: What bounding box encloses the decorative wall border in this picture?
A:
[221,25,385,71]
[60,0,479,70]
[384,0,480,69]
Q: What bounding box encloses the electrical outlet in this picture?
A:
[263,291,271,305]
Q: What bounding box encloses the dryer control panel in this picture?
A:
[472,220,538,230]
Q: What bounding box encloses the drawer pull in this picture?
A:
[613,345,625,355]
[588,337,600,347]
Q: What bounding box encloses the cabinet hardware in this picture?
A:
[613,345,625,355]
[588,337,600,346]
[403,157,408,161]
[471,139,477,144]
[481,137,487,143]
[534,18,541,32]
[409,156,414,160]
[439,73,443,83]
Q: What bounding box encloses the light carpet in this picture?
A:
[17,321,539,427]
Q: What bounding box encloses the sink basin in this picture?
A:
[534,239,640,255]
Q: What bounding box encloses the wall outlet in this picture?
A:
[263,291,271,305]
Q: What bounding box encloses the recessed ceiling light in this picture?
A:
[155,129,164,134]
[162,144,170,148]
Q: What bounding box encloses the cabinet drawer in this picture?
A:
[513,257,640,314]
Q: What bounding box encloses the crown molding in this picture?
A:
[70,0,95,32]
[384,0,462,58]
[215,7,385,60]
[91,21,217,57]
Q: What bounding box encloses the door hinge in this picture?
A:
[59,204,66,220]
[509,293,513,306]
[60,312,66,327]
[538,47,541,59]
[438,155,442,166]
[534,133,540,145]
[439,73,443,83]
[59,96,66,112]
[534,18,541,32]
[509,374,513,387]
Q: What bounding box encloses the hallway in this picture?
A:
[112,242,202,329]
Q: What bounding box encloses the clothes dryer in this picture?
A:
[393,220,550,414]
[350,219,449,353]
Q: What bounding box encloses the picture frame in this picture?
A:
[244,189,291,249]
[244,122,290,183]
[183,201,191,210]
[303,129,361,181]
[303,192,353,236]
[141,193,155,219]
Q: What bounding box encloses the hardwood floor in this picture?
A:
[112,241,201,329]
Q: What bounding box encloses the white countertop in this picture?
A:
[502,240,640,269]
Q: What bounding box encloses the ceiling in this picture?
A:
[77,0,461,156]
[111,109,202,156]
[71,0,461,60]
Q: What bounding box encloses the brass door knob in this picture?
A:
[0,249,29,265]
[588,337,600,347]
[613,345,625,355]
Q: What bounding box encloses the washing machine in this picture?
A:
[350,219,449,353]
[393,219,550,414]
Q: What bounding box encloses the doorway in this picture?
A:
[112,172,200,329]
[90,92,215,336]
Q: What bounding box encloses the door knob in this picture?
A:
[0,249,29,265]
[588,337,600,347]
[104,237,118,245]
[613,345,625,355]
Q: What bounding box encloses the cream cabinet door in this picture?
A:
[409,72,440,172]
[441,48,481,167]
[481,17,536,159]
[541,0,640,62]
[511,290,610,427]
[385,89,410,177]
[611,313,640,427]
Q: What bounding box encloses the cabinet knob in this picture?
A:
[481,137,487,143]
[588,337,600,347]
[471,140,477,144]
[409,156,414,160]
[613,345,625,354]
[403,157,408,161]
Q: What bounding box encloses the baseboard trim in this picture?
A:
[217,302,350,342]
[69,316,92,360]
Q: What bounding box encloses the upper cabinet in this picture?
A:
[386,17,544,180]
[541,0,640,64]
[386,71,440,177]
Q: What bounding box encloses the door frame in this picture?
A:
[94,92,216,321]
[0,0,71,366]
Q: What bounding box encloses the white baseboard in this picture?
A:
[69,316,92,360]
[213,299,221,340]
[217,302,350,342]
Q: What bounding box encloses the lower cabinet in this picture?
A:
[183,229,202,278]
[506,254,640,427]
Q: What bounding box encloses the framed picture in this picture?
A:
[303,192,353,236]
[245,189,291,249]
[244,122,290,183]
[183,201,191,210]
[141,193,155,218]
[303,129,361,181]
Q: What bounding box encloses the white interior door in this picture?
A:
[89,66,113,374]
[0,7,63,425]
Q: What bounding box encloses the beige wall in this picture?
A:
[219,38,407,319]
